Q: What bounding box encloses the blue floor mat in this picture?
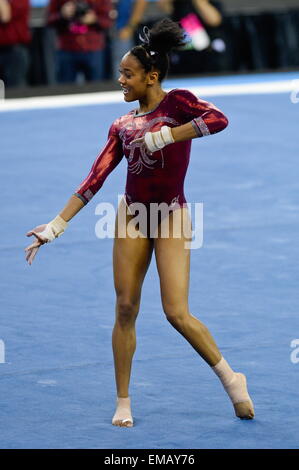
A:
[0,76,299,448]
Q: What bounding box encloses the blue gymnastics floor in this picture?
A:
[0,73,299,449]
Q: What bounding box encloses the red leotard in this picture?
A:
[74,89,228,209]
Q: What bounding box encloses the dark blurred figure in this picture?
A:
[159,0,228,75]
[0,0,31,87]
[111,0,148,80]
[47,0,113,83]
[227,10,299,72]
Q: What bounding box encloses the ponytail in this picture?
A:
[130,19,186,82]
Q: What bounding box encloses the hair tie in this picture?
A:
[139,26,157,55]
[139,25,150,46]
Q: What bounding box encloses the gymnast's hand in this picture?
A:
[25,215,68,265]
[131,126,174,153]
[25,224,48,265]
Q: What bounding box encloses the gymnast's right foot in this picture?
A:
[112,396,134,427]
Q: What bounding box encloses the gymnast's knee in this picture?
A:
[163,305,190,330]
[115,298,139,327]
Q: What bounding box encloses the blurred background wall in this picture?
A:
[223,0,299,12]
[3,0,299,90]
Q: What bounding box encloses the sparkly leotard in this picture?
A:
[74,89,228,209]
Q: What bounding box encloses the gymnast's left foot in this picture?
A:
[231,373,255,419]
[212,357,255,420]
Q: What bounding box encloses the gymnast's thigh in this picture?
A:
[113,201,154,302]
[153,208,192,311]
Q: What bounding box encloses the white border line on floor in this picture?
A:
[0,79,296,112]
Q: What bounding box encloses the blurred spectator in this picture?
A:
[111,0,147,79]
[160,0,222,26]
[47,0,113,83]
[0,0,31,87]
[137,0,171,31]
[160,0,228,74]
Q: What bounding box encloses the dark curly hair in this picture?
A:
[130,18,187,82]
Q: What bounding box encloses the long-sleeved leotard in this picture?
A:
[74,89,228,209]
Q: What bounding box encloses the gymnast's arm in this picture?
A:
[25,126,124,264]
[171,89,229,142]
[133,90,228,152]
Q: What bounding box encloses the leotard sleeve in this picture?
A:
[74,120,124,205]
[173,89,229,137]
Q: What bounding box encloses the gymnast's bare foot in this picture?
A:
[112,396,133,427]
[232,373,255,419]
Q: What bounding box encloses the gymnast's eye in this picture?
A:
[119,69,132,79]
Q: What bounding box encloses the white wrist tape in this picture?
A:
[144,126,174,153]
[39,215,68,242]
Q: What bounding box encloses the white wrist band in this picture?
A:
[144,126,174,153]
[161,125,175,145]
[144,131,155,152]
[39,215,68,242]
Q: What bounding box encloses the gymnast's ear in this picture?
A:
[147,69,159,86]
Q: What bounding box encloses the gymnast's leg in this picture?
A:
[112,198,154,427]
[154,208,254,419]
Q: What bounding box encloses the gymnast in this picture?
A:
[25,18,254,427]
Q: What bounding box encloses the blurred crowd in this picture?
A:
[1,0,299,88]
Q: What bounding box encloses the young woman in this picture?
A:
[25,19,254,427]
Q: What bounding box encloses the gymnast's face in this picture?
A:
[118,52,158,102]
